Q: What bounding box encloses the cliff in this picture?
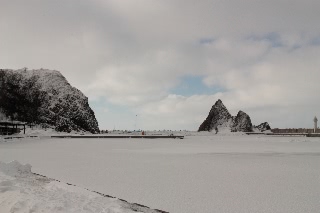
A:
[0,69,99,133]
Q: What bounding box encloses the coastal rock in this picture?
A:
[198,100,258,133]
[232,111,253,132]
[254,122,271,132]
[0,69,99,133]
[198,99,232,131]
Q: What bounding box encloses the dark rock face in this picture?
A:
[232,111,253,132]
[254,122,271,132]
[198,99,232,131]
[198,100,256,132]
[0,69,99,133]
[35,69,99,133]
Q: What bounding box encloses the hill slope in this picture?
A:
[0,69,99,133]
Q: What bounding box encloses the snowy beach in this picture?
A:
[1,133,320,213]
[0,161,148,213]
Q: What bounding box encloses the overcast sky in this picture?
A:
[1,0,320,130]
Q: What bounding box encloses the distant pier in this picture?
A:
[51,135,184,139]
[246,132,320,137]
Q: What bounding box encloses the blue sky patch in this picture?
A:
[89,98,127,113]
[310,36,320,46]
[170,75,224,96]
[89,98,137,130]
[247,32,283,47]
[199,38,215,45]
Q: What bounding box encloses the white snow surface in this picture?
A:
[0,160,32,177]
[0,161,144,213]
[1,132,320,213]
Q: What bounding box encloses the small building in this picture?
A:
[0,120,27,135]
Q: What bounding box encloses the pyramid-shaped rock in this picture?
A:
[198,100,257,132]
[198,99,232,131]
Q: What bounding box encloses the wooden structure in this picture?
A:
[0,121,26,135]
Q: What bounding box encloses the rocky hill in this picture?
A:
[198,99,270,133]
[231,110,253,132]
[198,99,232,131]
[254,122,271,132]
[0,69,99,133]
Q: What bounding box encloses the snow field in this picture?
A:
[0,161,148,213]
[1,133,320,213]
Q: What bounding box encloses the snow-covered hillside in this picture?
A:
[0,69,99,133]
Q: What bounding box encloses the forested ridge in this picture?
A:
[0,69,99,133]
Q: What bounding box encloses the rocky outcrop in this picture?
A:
[254,122,271,132]
[198,99,232,131]
[231,111,253,132]
[0,69,99,133]
[198,99,270,133]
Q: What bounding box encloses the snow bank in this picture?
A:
[0,160,32,177]
[0,161,163,213]
[21,126,84,136]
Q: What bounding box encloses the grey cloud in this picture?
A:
[1,0,320,129]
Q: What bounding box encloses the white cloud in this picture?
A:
[137,94,223,130]
[1,0,320,129]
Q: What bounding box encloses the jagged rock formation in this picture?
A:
[198,99,269,133]
[0,69,99,133]
[198,99,232,131]
[231,111,253,132]
[254,122,271,132]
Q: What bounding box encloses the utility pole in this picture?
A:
[134,114,137,131]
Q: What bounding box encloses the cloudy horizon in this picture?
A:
[1,0,320,130]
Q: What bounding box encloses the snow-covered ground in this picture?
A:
[1,133,320,213]
[0,161,147,213]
